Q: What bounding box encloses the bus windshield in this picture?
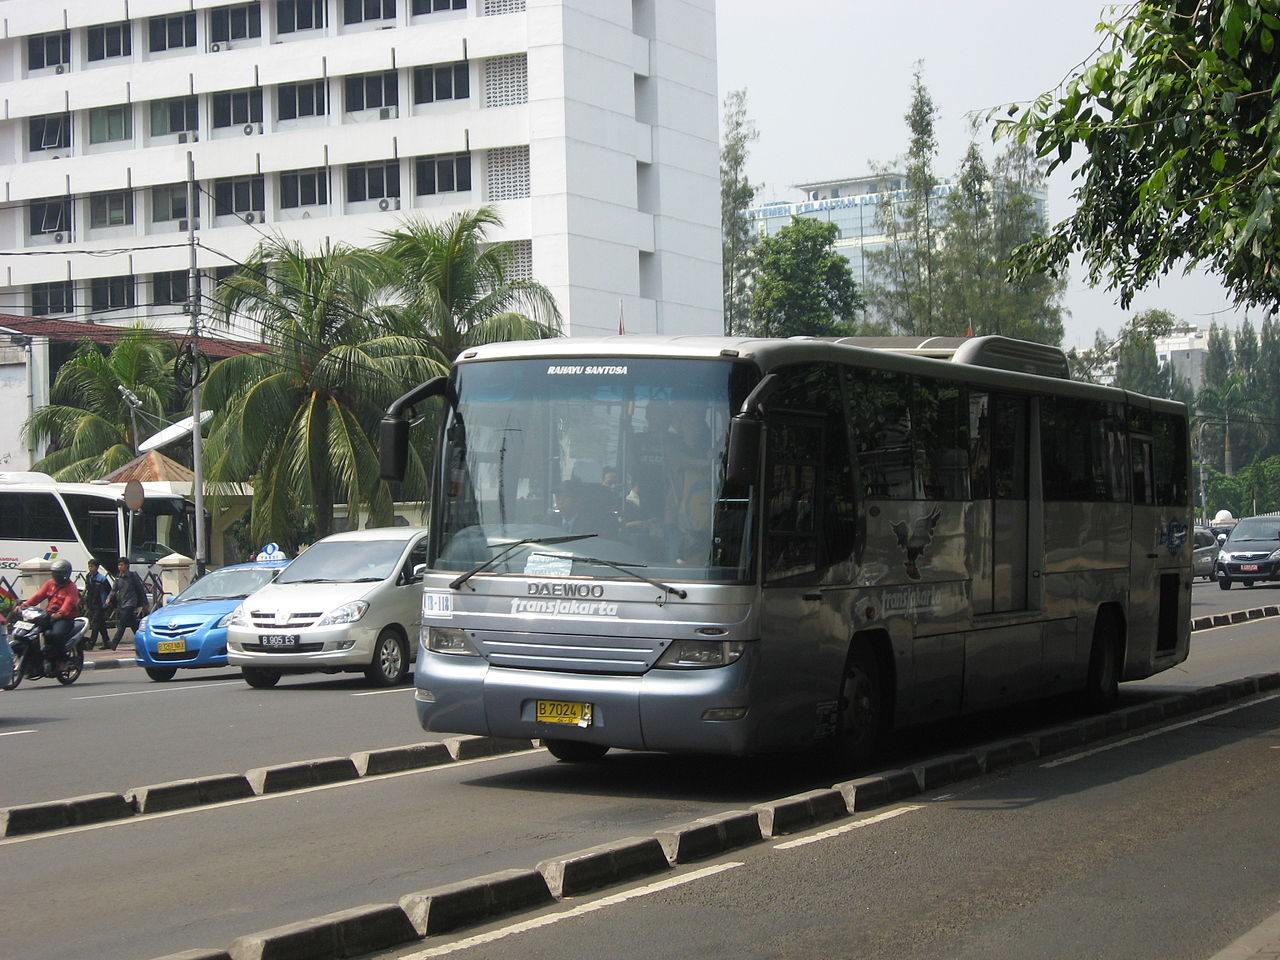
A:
[432,356,755,583]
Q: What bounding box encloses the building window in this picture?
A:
[415,153,471,195]
[150,97,199,136]
[152,271,190,306]
[281,168,329,208]
[278,81,328,120]
[343,0,396,24]
[213,89,264,128]
[90,191,135,228]
[28,31,71,70]
[346,161,400,202]
[89,105,134,144]
[412,0,466,12]
[149,13,197,52]
[211,3,263,43]
[29,197,72,235]
[88,22,133,62]
[29,114,71,152]
[152,185,189,223]
[413,62,469,104]
[91,276,136,313]
[31,281,74,316]
[278,0,326,32]
[344,72,398,111]
[213,175,266,215]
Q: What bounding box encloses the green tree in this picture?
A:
[748,217,864,337]
[24,327,177,481]
[864,65,941,334]
[1196,374,1264,475]
[205,238,440,550]
[375,207,561,365]
[934,140,1067,343]
[995,0,1280,310]
[1258,315,1280,457]
[1071,308,1176,385]
[1204,322,1234,386]
[721,88,760,336]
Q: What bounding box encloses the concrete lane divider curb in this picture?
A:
[227,903,420,960]
[751,787,849,837]
[399,868,554,935]
[0,791,133,836]
[128,775,255,814]
[913,753,982,791]
[973,738,1039,773]
[351,742,453,777]
[537,836,670,898]
[148,950,232,960]
[654,810,763,863]
[445,735,534,761]
[245,757,360,794]
[835,769,921,812]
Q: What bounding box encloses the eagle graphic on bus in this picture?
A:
[890,506,942,581]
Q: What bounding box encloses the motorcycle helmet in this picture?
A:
[50,558,72,583]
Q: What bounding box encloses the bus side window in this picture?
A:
[847,367,913,499]
[914,376,968,500]
[1151,411,1189,506]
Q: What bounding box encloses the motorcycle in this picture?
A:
[2,607,88,690]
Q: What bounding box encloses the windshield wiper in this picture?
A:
[281,577,339,584]
[571,555,687,599]
[450,534,597,591]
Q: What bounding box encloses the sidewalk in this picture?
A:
[82,641,138,670]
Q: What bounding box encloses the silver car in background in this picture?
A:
[226,527,428,687]
[1192,526,1220,581]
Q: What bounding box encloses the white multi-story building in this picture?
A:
[0,0,722,346]
[1154,324,1209,392]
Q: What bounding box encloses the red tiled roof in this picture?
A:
[0,314,267,358]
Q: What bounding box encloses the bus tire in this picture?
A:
[145,666,178,682]
[242,667,282,689]
[1082,609,1122,710]
[833,642,883,769]
[545,739,609,762]
[365,629,408,687]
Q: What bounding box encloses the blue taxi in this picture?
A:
[135,560,289,681]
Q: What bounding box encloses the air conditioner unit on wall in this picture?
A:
[55,64,66,74]
[243,211,265,224]
[53,233,65,243]
[211,42,231,52]
[242,123,263,136]
[378,197,401,211]
[177,131,199,143]
[378,106,398,120]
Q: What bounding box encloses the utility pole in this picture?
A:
[187,151,207,574]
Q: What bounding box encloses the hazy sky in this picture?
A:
[715,0,1251,349]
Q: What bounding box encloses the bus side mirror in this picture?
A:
[726,417,761,486]
[380,417,410,482]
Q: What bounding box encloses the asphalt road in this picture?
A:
[1,583,1277,960]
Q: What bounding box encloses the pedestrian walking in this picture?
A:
[84,558,112,649]
[106,557,148,651]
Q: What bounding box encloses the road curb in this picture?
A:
[351,742,452,776]
[226,903,419,960]
[142,671,1280,960]
[246,757,361,794]
[128,774,256,814]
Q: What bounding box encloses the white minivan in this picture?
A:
[226,527,428,688]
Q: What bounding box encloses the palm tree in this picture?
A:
[374,206,561,365]
[1195,375,1264,476]
[204,237,441,549]
[24,327,177,481]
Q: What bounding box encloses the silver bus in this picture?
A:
[380,335,1192,764]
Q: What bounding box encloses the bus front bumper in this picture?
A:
[413,650,757,756]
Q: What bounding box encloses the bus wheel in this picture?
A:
[1082,611,1121,710]
[545,739,609,762]
[145,667,178,682]
[242,667,282,689]
[834,643,883,769]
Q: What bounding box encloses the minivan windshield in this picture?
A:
[276,539,407,584]
[1225,517,1280,545]
[176,566,281,602]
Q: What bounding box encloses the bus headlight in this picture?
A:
[655,639,746,669]
[427,626,480,656]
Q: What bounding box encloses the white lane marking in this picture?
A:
[772,805,924,850]
[400,862,744,958]
[351,687,416,697]
[0,729,37,738]
[1042,692,1280,769]
[0,747,541,846]
[72,680,243,700]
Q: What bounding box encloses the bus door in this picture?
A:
[1128,408,1187,663]
[969,392,1031,614]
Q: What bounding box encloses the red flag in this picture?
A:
[965,324,974,337]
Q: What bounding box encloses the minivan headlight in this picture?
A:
[655,639,746,669]
[317,601,369,626]
[221,604,248,628]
